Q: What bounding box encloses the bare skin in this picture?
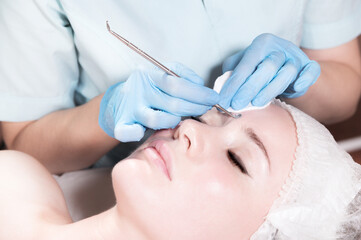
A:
[0,150,134,240]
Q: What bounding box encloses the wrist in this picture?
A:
[83,94,119,147]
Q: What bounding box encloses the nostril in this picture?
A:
[173,125,181,139]
[184,134,191,149]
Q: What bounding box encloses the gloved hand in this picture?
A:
[220,33,321,110]
[99,63,220,142]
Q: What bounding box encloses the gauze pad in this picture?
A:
[213,71,271,113]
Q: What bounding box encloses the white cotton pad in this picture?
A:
[213,71,272,113]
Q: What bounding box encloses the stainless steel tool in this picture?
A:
[106,21,241,119]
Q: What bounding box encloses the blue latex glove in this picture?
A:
[99,63,220,142]
[220,33,321,110]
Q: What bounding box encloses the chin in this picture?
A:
[112,158,144,192]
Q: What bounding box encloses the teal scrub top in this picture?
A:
[0,0,360,122]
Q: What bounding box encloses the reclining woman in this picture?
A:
[0,100,360,239]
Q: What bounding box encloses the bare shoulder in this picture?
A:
[0,150,72,239]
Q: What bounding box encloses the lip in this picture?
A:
[144,140,173,181]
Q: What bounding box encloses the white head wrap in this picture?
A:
[250,100,361,239]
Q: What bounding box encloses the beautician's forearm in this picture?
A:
[284,61,361,124]
[2,94,118,174]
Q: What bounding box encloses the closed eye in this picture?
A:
[192,116,249,176]
[227,150,249,176]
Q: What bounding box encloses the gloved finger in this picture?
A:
[229,51,286,110]
[135,107,181,130]
[285,42,311,65]
[114,122,146,142]
[252,60,298,105]
[219,46,269,108]
[293,61,320,94]
[222,51,244,73]
[165,62,205,85]
[151,92,212,117]
[149,70,220,106]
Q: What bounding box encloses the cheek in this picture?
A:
[165,164,269,239]
[177,154,239,201]
[187,161,278,236]
[112,160,170,218]
[112,158,267,239]
[160,164,245,233]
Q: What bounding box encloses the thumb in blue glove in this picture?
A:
[220,33,321,110]
[99,62,220,142]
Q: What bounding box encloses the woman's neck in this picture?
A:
[42,206,146,240]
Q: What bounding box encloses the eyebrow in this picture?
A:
[245,128,270,167]
[196,114,271,167]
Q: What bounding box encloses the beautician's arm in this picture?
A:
[1,94,119,174]
[285,38,361,124]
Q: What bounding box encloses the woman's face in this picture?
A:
[112,104,297,240]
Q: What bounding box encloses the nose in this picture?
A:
[174,119,205,156]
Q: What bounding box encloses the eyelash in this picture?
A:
[227,150,248,175]
[191,116,202,122]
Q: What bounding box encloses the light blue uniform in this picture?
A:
[1,0,360,165]
[0,0,360,122]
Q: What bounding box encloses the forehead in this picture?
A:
[204,104,295,133]
[241,104,297,173]
[238,104,295,131]
[236,103,296,143]
[205,103,297,171]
